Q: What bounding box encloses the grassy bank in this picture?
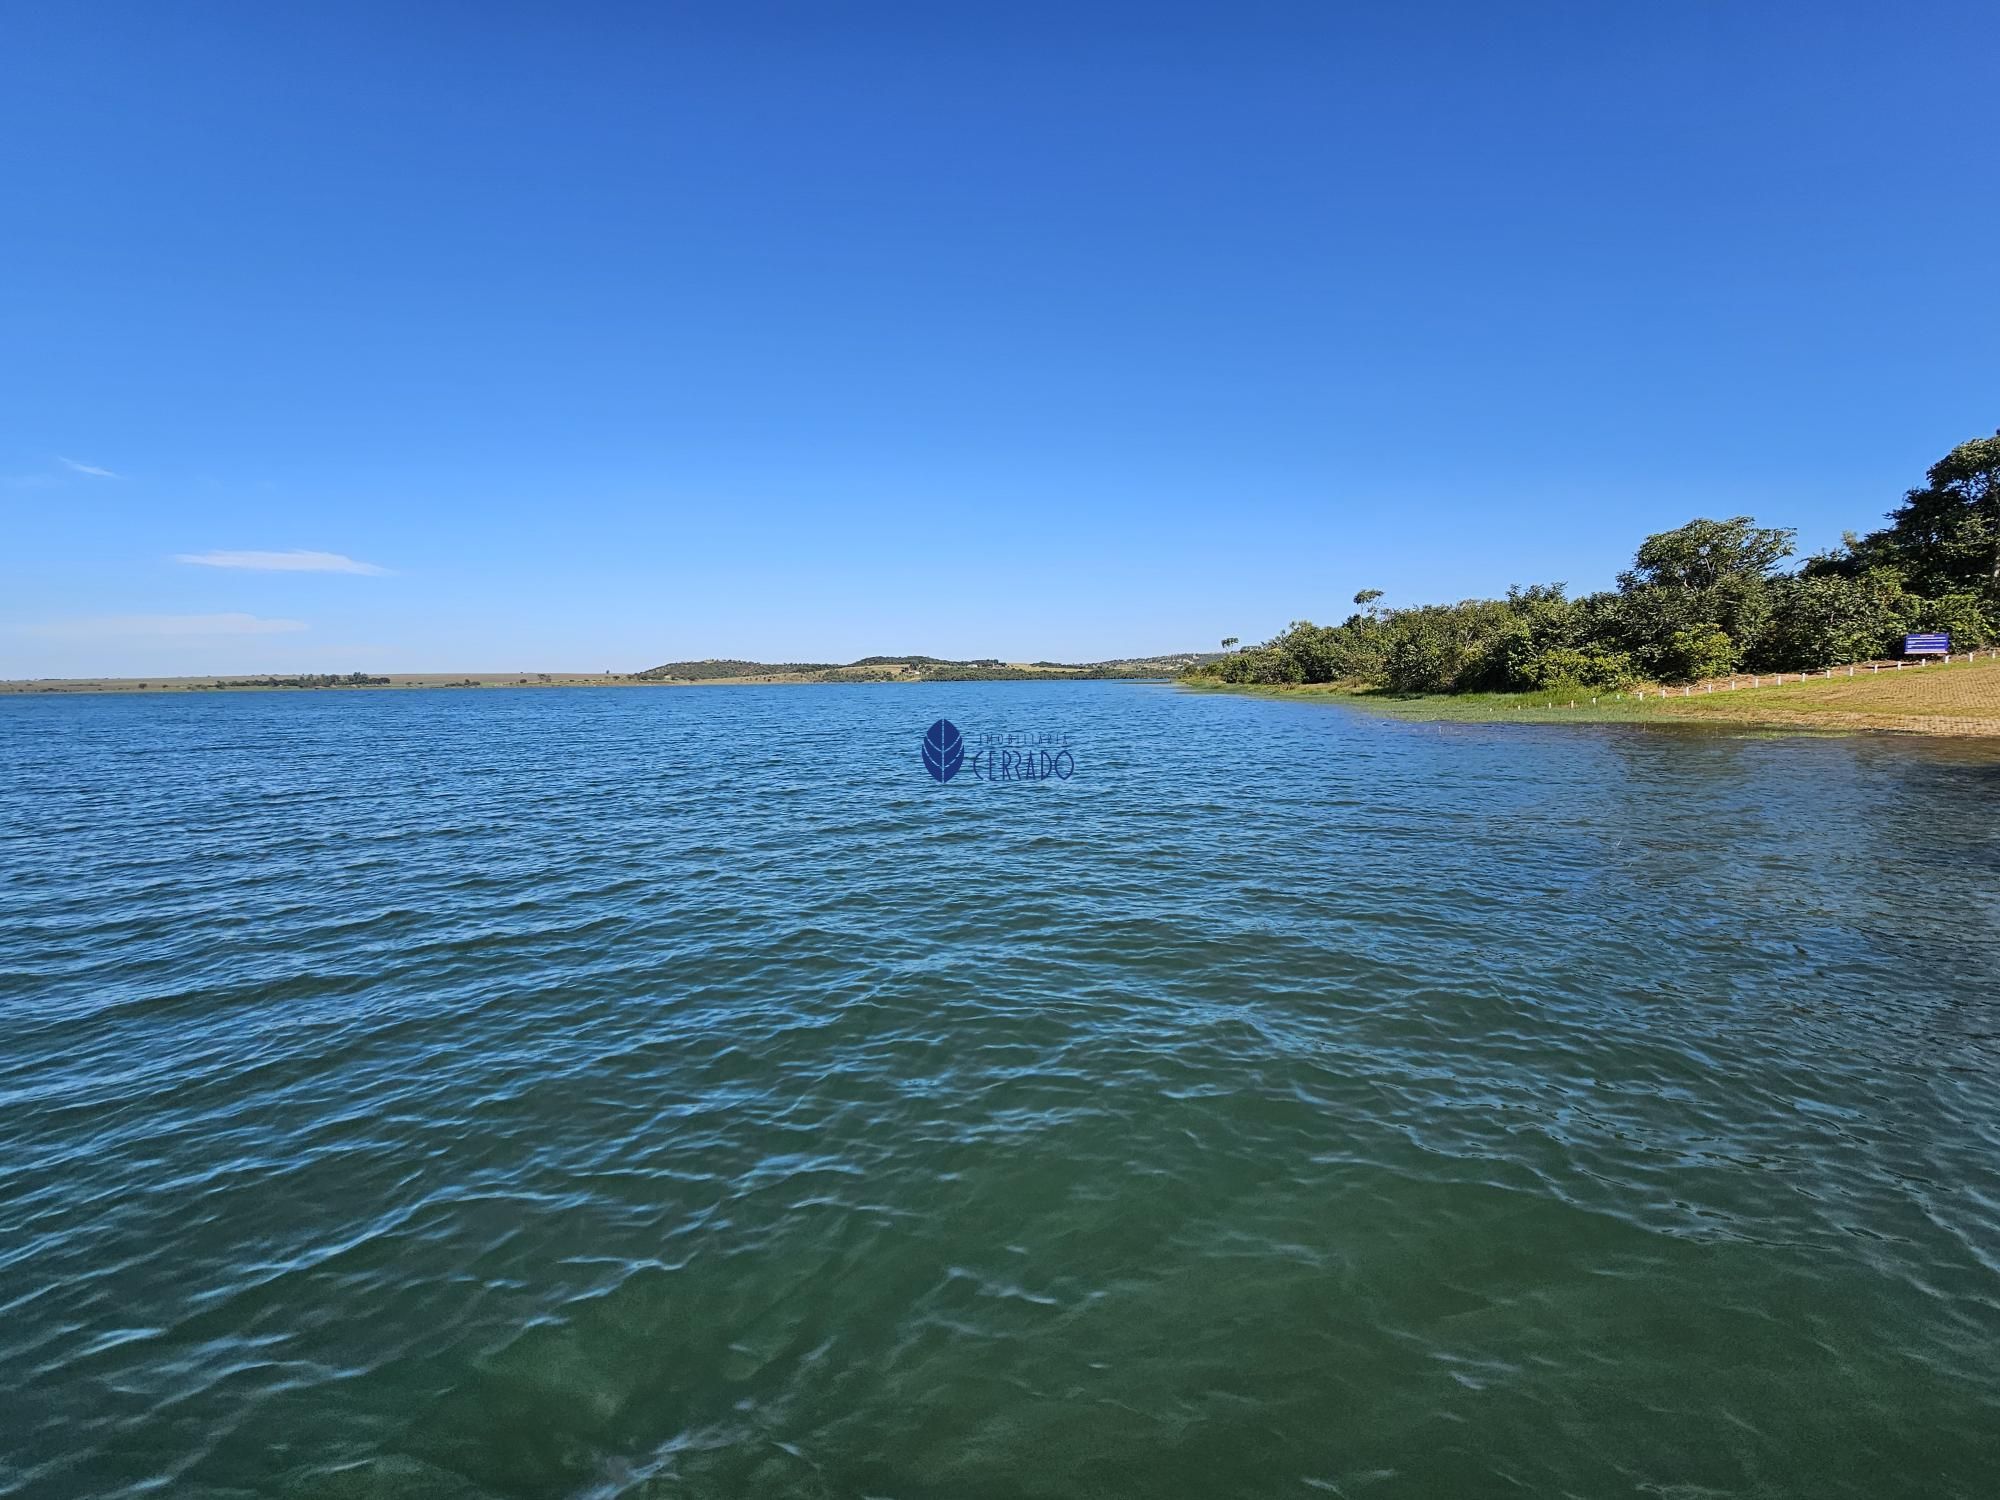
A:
[1184,653,2000,737]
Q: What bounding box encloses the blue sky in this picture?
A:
[4,1,1995,676]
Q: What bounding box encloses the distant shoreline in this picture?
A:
[0,668,1186,696]
[0,651,1217,694]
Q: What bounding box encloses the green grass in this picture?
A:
[1181,654,2000,736]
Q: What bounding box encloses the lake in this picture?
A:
[3,683,1998,1498]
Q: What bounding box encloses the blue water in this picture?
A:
[3,683,1999,1498]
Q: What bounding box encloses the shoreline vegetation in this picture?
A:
[0,654,1213,696]
[1182,430,2000,738]
[1185,652,2000,737]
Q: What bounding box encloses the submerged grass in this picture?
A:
[1184,654,2000,737]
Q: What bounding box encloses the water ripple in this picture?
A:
[2,685,1998,1497]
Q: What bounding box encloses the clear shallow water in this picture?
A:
[3,683,1999,1499]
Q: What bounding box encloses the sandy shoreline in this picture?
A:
[1182,653,2000,738]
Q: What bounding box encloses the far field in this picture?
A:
[1193,653,2000,738]
[0,672,640,695]
[0,653,1212,695]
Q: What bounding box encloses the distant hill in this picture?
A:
[631,658,841,681]
[635,653,1219,684]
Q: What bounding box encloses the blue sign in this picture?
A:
[921,719,964,782]
[1904,633,1949,656]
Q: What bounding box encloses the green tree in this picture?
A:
[1381,599,1520,694]
[1234,645,1301,684]
[1911,592,1996,649]
[1335,591,1392,681]
[1662,624,1737,682]
[1510,645,1637,692]
[1621,516,1796,593]
[1610,516,1794,677]
[1840,432,2000,598]
[1268,620,1342,682]
[1753,572,1912,669]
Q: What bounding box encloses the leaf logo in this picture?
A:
[922,718,964,783]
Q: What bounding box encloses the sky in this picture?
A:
[3,1,1996,676]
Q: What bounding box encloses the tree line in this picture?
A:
[1189,430,1999,696]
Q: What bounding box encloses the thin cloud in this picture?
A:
[28,613,309,640]
[175,549,390,576]
[58,456,118,478]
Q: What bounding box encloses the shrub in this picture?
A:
[1513,646,1638,691]
[1661,624,1737,682]
[1913,592,1996,649]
